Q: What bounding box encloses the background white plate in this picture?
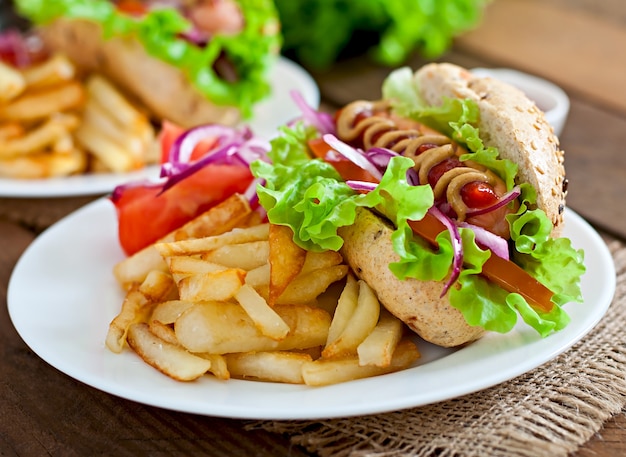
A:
[0,57,319,198]
[8,202,615,420]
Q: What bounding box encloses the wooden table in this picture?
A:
[1,0,625,455]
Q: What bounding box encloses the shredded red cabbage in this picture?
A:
[322,134,383,181]
[429,206,463,297]
[346,180,378,192]
[159,124,269,193]
[112,123,269,206]
[290,90,336,135]
[458,221,510,261]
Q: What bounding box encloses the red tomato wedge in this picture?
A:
[115,0,148,15]
[309,135,554,313]
[112,121,253,256]
[159,121,219,164]
[113,164,253,256]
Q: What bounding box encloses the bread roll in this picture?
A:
[339,63,568,346]
[415,63,566,234]
[38,18,241,129]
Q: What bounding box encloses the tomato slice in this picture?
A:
[113,164,253,256]
[408,215,554,313]
[159,121,219,164]
[114,0,148,15]
[307,138,378,183]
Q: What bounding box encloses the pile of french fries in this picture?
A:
[107,194,421,385]
[0,53,156,179]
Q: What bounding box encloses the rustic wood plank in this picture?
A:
[455,0,626,114]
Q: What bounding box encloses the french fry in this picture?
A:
[0,113,79,159]
[20,53,76,89]
[235,284,290,340]
[224,351,312,384]
[0,61,25,102]
[177,268,246,302]
[322,280,380,359]
[0,147,87,179]
[244,263,270,288]
[105,285,153,354]
[148,319,179,346]
[74,121,139,172]
[272,264,349,305]
[300,250,344,275]
[0,122,24,141]
[175,302,330,354]
[113,194,253,288]
[150,300,196,325]
[268,224,307,305]
[81,97,146,159]
[155,223,270,257]
[85,74,148,130]
[127,323,212,382]
[201,240,269,270]
[0,81,85,122]
[302,339,421,386]
[137,270,176,301]
[105,270,175,353]
[357,308,404,367]
[196,353,230,380]
[166,255,227,282]
[325,274,359,347]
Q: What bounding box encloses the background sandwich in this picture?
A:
[14,0,281,128]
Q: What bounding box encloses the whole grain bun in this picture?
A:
[338,64,569,347]
[339,208,486,348]
[414,63,566,235]
[38,18,241,129]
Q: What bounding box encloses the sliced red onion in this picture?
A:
[406,168,420,186]
[290,90,336,135]
[346,180,378,192]
[323,134,383,181]
[163,124,249,176]
[458,222,510,261]
[465,185,521,218]
[363,147,398,170]
[110,179,162,203]
[429,206,463,297]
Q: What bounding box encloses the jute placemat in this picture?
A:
[250,236,626,457]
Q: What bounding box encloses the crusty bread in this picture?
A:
[339,207,486,348]
[38,18,241,129]
[414,63,566,235]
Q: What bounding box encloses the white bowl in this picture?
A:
[471,67,570,137]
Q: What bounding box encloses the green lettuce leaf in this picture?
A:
[274,0,491,68]
[14,0,280,117]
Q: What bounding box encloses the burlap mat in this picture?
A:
[250,236,626,457]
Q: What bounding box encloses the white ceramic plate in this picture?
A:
[8,201,615,420]
[0,57,319,198]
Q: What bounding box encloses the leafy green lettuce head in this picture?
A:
[14,0,281,118]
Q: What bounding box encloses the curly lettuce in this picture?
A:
[14,0,280,118]
[275,0,491,68]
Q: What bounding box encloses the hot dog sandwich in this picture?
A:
[14,0,280,128]
[251,63,585,347]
